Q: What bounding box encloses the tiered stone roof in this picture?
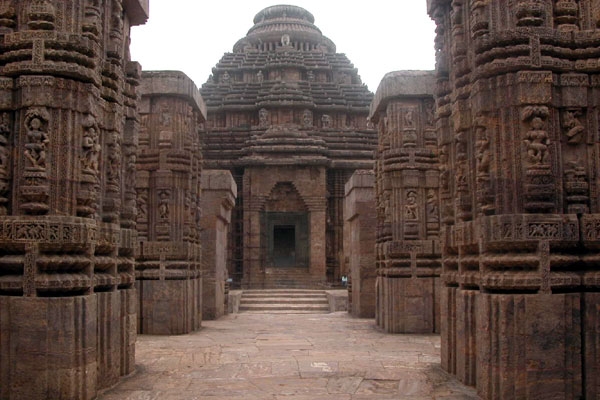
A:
[200,4,376,169]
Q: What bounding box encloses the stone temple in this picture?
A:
[199,5,377,289]
[1,1,600,400]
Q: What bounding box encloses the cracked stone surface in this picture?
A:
[99,312,480,399]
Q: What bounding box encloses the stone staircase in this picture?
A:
[260,267,327,289]
[239,289,330,314]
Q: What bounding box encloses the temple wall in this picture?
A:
[370,71,441,334]
[200,170,237,320]
[427,0,600,398]
[136,71,205,335]
[0,0,148,398]
[344,170,376,318]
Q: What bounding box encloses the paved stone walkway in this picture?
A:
[99,312,480,399]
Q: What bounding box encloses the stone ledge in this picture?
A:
[141,71,206,118]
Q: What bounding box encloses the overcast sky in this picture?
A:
[130,1,436,92]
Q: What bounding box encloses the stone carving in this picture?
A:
[302,109,313,128]
[158,190,170,220]
[24,108,50,170]
[563,108,585,144]
[404,190,418,220]
[258,108,269,127]
[107,132,122,186]
[426,189,439,222]
[81,116,101,176]
[0,112,11,215]
[321,114,331,128]
[256,70,264,83]
[522,107,551,165]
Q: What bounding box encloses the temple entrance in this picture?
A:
[273,225,295,266]
[264,211,309,268]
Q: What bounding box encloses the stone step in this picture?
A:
[239,304,330,312]
[240,297,328,305]
[239,289,330,314]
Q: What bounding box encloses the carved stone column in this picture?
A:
[136,71,206,335]
[0,0,148,398]
[428,0,600,398]
[370,71,441,333]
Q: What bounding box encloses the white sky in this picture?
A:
[130,1,436,92]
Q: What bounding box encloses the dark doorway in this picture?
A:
[264,212,309,268]
[273,225,296,266]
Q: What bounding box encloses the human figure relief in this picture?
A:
[524,116,550,165]
[405,190,419,220]
[24,114,49,170]
[82,123,101,174]
[158,190,169,220]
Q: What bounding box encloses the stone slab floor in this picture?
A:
[99,312,480,400]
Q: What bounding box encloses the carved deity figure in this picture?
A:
[307,70,315,82]
[302,109,313,128]
[256,70,264,83]
[405,190,418,220]
[404,109,415,127]
[281,34,291,46]
[107,133,121,184]
[322,114,332,128]
[82,125,101,174]
[258,108,269,127]
[220,71,231,84]
[137,191,147,220]
[475,128,490,175]
[0,113,10,170]
[439,145,450,191]
[524,116,550,165]
[563,109,585,144]
[24,116,49,169]
[158,190,169,220]
[426,189,439,221]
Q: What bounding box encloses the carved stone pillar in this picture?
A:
[370,71,441,333]
[428,0,600,398]
[136,71,206,335]
[0,0,148,398]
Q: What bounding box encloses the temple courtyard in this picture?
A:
[99,311,479,400]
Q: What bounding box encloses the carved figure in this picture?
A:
[563,109,585,144]
[302,109,313,127]
[405,190,418,220]
[158,190,169,220]
[322,114,331,128]
[220,71,230,84]
[524,116,550,165]
[258,108,269,127]
[24,116,49,169]
[281,34,291,46]
[475,129,490,174]
[426,189,439,221]
[82,124,101,174]
[256,70,264,83]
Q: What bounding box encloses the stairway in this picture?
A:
[239,289,330,314]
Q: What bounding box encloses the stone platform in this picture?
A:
[99,312,479,399]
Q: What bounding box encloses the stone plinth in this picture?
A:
[0,1,147,398]
[344,170,376,318]
[369,71,440,333]
[200,170,237,320]
[427,1,600,398]
[136,71,206,335]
